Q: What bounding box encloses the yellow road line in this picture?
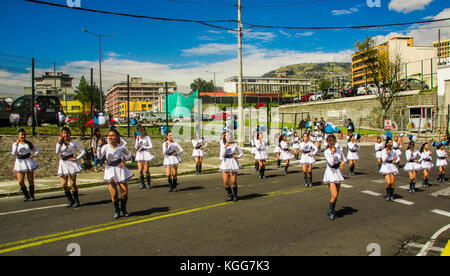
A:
[442,240,450,256]
[0,186,316,255]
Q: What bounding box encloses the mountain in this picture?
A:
[262,62,352,80]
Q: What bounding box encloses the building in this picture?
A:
[223,76,312,99]
[25,72,75,99]
[118,101,153,118]
[433,39,450,59]
[106,77,176,118]
[60,100,89,115]
[352,36,438,88]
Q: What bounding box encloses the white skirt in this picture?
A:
[251,148,256,155]
[323,167,344,184]
[14,158,38,173]
[403,162,420,172]
[300,153,315,165]
[104,165,134,184]
[164,155,182,167]
[292,143,300,150]
[436,159,448,168]
[57,160,83,176]
[375,151,383,159]
[192,149,206,158]
[347,151,359,161]
[279,150,294,161]
[220,158,241,173]
[379,163,399,175]
[255,150,269,161]
[135,150,154,162]
[420,161,434,170]
[274,146,282,154]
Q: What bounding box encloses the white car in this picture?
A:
[309,92,323,101]
[357,85,379,96]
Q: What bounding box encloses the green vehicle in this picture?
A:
[399,78,429,91]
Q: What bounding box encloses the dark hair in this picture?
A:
[108,129,121,145]
[420,142,428,153]
[93,128,101,138]
[327,134,336,144]
[61,127,71,135]
[17,128,34,150]
[279,134,286,144]
[408,141,415,151]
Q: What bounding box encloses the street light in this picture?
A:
[82,28,115,112]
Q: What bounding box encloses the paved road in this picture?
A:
[0,145,449,256]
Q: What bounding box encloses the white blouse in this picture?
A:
[98,144,133,163]
[56,141,86,160]
[220,143,244,160]
[12,142,40,158]
[163,141,184,156]
[135,136,153,151]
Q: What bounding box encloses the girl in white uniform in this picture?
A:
[279,134,294,175]
[135,126,154,189]
[347,134,360,176]
[419,142,433,188]
[163,132,184,192]
[254,133,269,179]
[299,132,318,187]
[251,131,259,172]
[56,127,86,208]
[12,128,40,202]
[404,141,420,193]
[192,132,207,175]
[98,129,134,219]
[323,135,347,221]
[374,137,384,170]
[379,138,398,201]
[220,133,244,202]
[274,134,282,168]
[393,136,403,168]
[291,132,301,160]
[313,124,323,151]
[436,143,448,182]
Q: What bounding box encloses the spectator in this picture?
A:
[347,119,355,138]
[91,128,104,172]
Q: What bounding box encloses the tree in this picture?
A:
[190,78,215,92]
[318,79,332,91]
[75,76,105,111]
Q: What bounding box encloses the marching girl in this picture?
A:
[374,137,384,170]
[12,128,40,202]
[251,131,259,172]
[292,132,301,160]
[404,141,420,193]
[56,127,86,208]
[435,142,448,182]
[393,136,403,168]
[299,132,318,187]
[379,138,398,201]
[163,132,184,192]
[254,132,269,179]
[279,134,294,175]
[219,133,244,202]
[274,134,282,168]
[135,125,154,189]
[313,124,323,152]
[323,135,347,221]
[347,133,360,176]
[97,129,134,219]
[192,131,207,175]
[419,142,434,188]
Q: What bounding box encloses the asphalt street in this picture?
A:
[0,145,449,256]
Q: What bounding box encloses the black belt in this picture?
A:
[330,164,340,169]
[166,150,176,155]
[423,158,431,161]
[393,147,399,150]
[18,153,31,160]
[302,150,310,154]
[107,159,122,167]
[224,154,234,159]
[408,159,416,163]
[61,154,74,161]
[195,145,202,149]
[350,149,358,152]
[385,160,393,164]
[438,157,447,159]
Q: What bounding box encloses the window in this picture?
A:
[72,106,81,111]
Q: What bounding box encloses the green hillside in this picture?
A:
[263,62,352,79]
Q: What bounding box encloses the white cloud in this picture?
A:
[388,0,434,13]
[331,9,353,15]
[295,32,315,37]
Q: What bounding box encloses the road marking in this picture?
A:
[393,199,414,206]
[405,242,444,253]
[371,179,385,184]
[340,184,353,188]
[0,204,67,217]
[398,185,410,190]
[0,186,318,255]
[362,190,382,197]
[431,209,450,218]
[417,224,450,256]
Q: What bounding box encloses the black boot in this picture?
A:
[225,187,233,202]
[232,187,239,202]
[199,164,202,174]
[350,166,355,176]
[255,162,259,172]
[304,176,309,187]
[390,188,395,201]
[139,175,145,189]
[409,182,413,193]
[443,174,446,182]
[21,186,30,202]
[385,188,391,201]
[412,182,416,193]
[327,202,336,220]
[309,175,313,187]
[277,160,281,168]
[29,185,35,201]
[65,191,74,208]
[168,178,173,192]
[72,190,80,208]
[284,165,289,175]
[120,198,130,217]
[195,164,199,175]
[146,175,152,189]
[113,201,120,219]
[173,178,178,192]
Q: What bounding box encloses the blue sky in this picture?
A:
[0,0,449,94]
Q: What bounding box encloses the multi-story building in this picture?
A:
[223,76,311,99]
[118,101,153,118]
[352,36,438,88]
[433,39,450,59]
[25,72,75,99]
[106,77,176,118]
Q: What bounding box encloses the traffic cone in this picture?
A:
[340,131,343,139]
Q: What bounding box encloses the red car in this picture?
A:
[211,112,232,121]
[254,102,266,109]
[301,93,314,102]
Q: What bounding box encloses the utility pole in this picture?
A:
[237,0,244,146]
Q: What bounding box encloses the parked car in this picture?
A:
[9,95,64,126]
[398,78,430,91]
[344,87,358,97]
[211,112,232,121]
[138,112,168,124]
[309,92,323,101]
[301,93,314,102]
[0,100,11,126]
[322,88,340,100]
[357,84,379,96]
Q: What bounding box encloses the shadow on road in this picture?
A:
[335,206,358,218]
[131,206,170,217]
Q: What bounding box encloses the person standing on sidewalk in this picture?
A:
[56,127,86,208]
[135,125,154,189]
[12,128,40,202]
[90,128,104,172]
[192,131,207,175]
[163,132,184,192]
[98,129,134,219]
[220,133,244,202]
